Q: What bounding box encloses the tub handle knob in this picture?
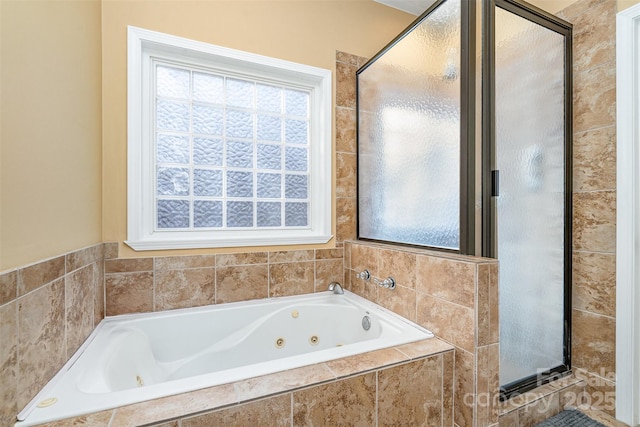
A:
[355,269,371,281]
[374,277,396,290]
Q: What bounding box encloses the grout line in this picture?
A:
[572,249,616,256]
[572,306,616,320]
[573,123,615,135]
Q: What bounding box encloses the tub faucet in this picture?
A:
[328,282,344,295]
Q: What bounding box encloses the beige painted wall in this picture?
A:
[0,0,103,271]
[619,0,640,10]
[101,0,414,258]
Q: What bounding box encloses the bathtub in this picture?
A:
[16,289,433,426]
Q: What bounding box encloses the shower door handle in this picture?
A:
[491,170,500,197]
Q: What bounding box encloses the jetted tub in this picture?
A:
[16,289,433,426]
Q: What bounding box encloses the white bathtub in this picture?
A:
[16,290,433,426]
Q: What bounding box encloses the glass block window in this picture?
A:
[127,27,331,250]
[154,63,310,231]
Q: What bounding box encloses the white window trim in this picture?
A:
[126,26,332,250]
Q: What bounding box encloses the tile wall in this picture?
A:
[559,0,618,417]
[498,0,618,423]
[0,243,105,426]
[337,51,500,427]
[39,340,454,426]
[103,247,344,316]
[344,241,500,427]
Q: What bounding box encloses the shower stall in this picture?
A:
[357,0,572,397]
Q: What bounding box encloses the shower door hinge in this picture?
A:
[491,170,500,197]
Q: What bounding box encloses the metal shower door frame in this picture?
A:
[481,0,573,399]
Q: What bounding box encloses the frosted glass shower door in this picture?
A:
[495,6,569,389]
[357,0,462,250]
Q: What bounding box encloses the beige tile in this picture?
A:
[154,255,215,270]
[343,267,353,292]
[293,373,376,426]
[315,248,343,260]
[573,126,616,192]
[110,383,237,427]
[378,356,443,427]
[560,382,588,410]
[234,364,335,401]
[417,294,474,353]
[0,302,17,427]
[356,55,370,68]
[155,268,215,311]
[478,262,499,347]
[336,106,357,154]
[573,64,616,133]
[326,348,406,378]
[269,261,315,297]
[66,264,96,356]
[344,242,352,271]
[559,0,608,19]
[103,242,119,260]
[395,338,454,359]
[350,243,379,277]
[336,61,357,109]
[454,348,475,427]
[572,251,615,317]
[477,344,500,426]
[443,351,454,427]
[17,279,66,409]
[269,250,314,263]
[39,410,114,426]
[379,249,416,289]
[0,270,17,306]
[215,265,268,304]
[359,280,379,303]
[377,284,416,321]
[315,259,344,292]
[336,152,357,198]
[572,0,616,72]
[183,394,291,427]
[147,421,179,427]
[501,382,562,414]
[105,272,154,316]
[573,191,616,253]
[517,394,560,427]
[572,309,616,380]
[215,252,268,267]
[94,261,105,326]
[104,257,153,273]
[336,51,361,66]
[66,244,103,273]
[416,256,476,309]
[489,263,500,344]
[499,410,519,427]
[17,256,65,296]
[336,197,357,243]
[578,370,616,416]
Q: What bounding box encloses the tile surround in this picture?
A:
[499,375,589,427]
[346,239,500,427]
[103,249,344,314]
[565,0,618,417]
[0,243,105,426]
[35,339,453,426]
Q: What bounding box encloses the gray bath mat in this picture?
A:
[534,410,607,427]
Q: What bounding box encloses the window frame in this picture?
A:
[126,26,332,250]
